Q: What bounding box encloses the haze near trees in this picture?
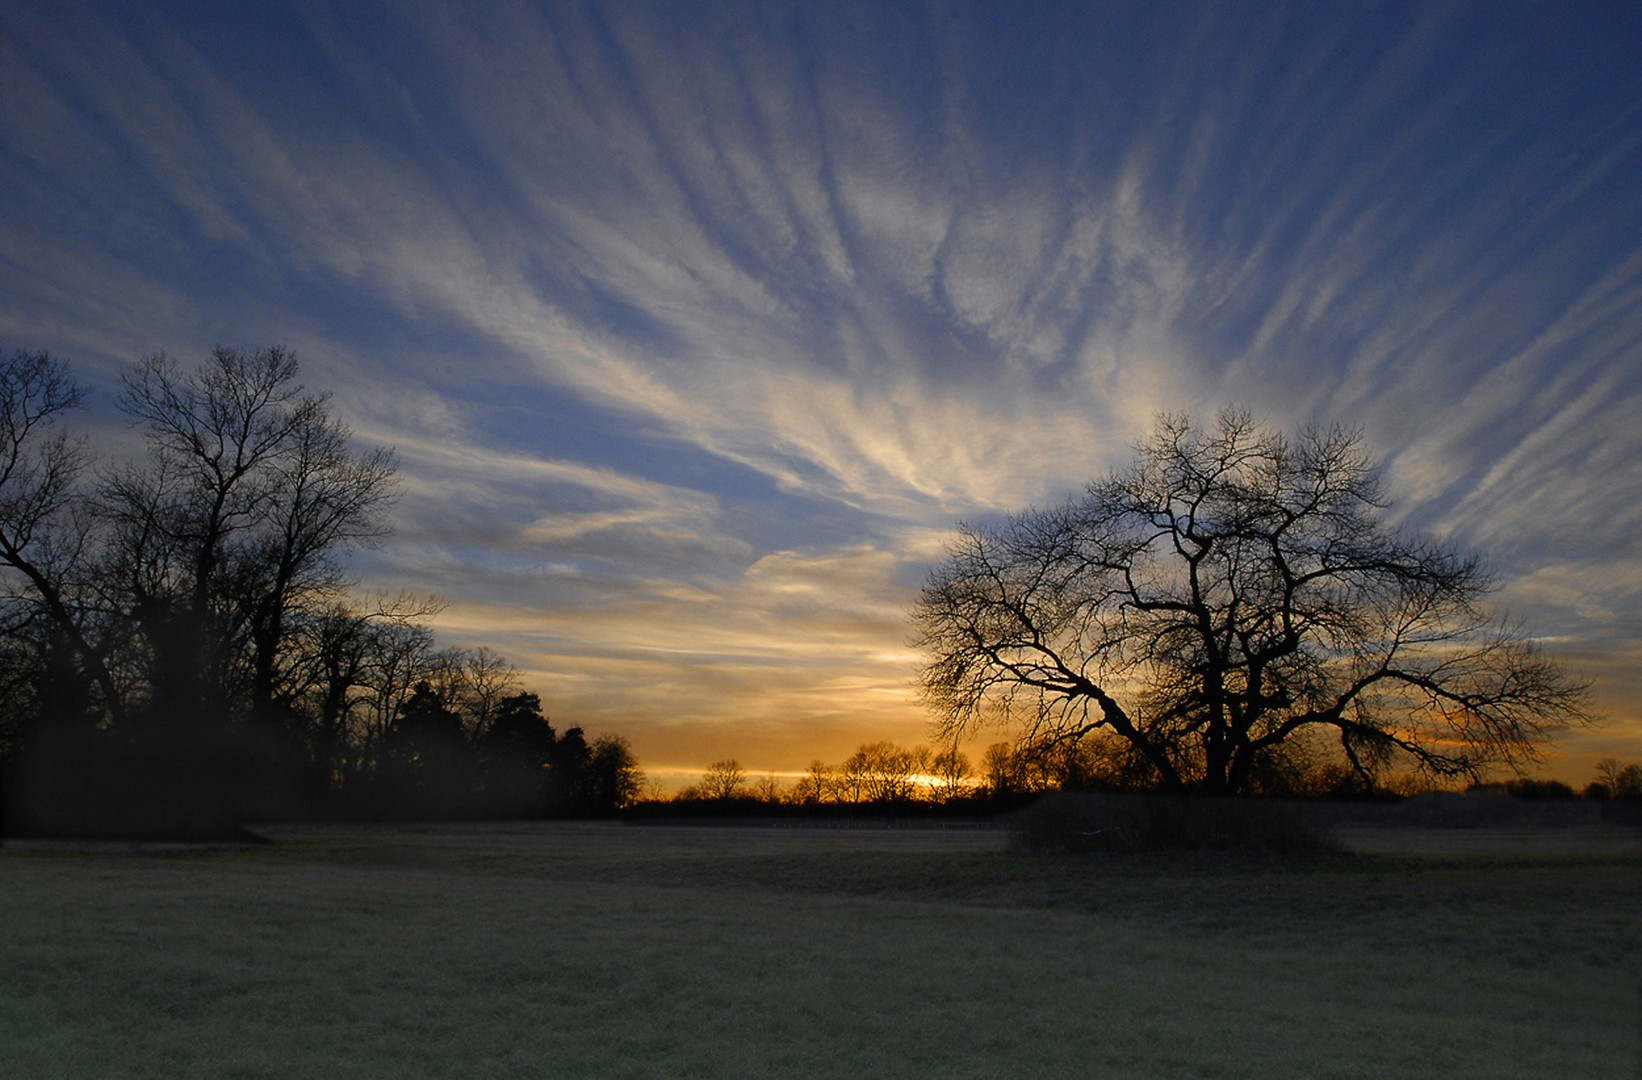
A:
[912,409,1593,795]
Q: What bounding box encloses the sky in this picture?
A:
[3,1,1640,787]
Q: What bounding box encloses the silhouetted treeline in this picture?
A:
[0,347,641,837]
[355,682,642,822]
[655,739,1642,821]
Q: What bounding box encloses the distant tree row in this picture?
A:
[669,740,978,810]
[667,740,1641,811]
[0,346,641,837]
[1472,757,1642,802]
[671,742,971,809]
[1587,758,1642,799]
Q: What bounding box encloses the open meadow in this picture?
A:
[1,820,1638,1079]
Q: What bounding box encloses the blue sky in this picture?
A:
[3,1,1640,783]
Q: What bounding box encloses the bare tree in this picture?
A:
[240,401,397,720]
[286,592,440,788]
[585,734,644,813]
[841,741,930,803]
[750,773,783,804]
[928,744,974,800]
[978,742,1022,800]
[834,750,870,804]
[456,646,519,738]
[1593,757,1642,799]
[0,349,124,726]
[699,757,747,800]
[0,350,86,584]
[913,409,1593,794]
[791,759,835,805]
[357,617,438,755]
[104,346,396,731]
[107,348,310,722]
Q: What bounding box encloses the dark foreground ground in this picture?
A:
[2,820,1638,1078]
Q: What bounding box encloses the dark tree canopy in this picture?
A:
[1,345,646,835]
[479,691,559,817]
[912,409,1592,795]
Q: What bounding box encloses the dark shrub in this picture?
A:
[4,722,247,840]
[1010,791,1337,854]
[1393,790,1521,827]
[1502,778,1576,800]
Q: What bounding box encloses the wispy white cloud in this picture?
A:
[419,538,931,769]
[3,0,1639,776]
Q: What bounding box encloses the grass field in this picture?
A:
[2,821,1638,1078]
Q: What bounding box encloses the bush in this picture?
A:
[1010,792,1338,854]
[1502,778,1576,799]
[3,723,252,840]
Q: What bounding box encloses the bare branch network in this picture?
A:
[911,409,1593,795]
